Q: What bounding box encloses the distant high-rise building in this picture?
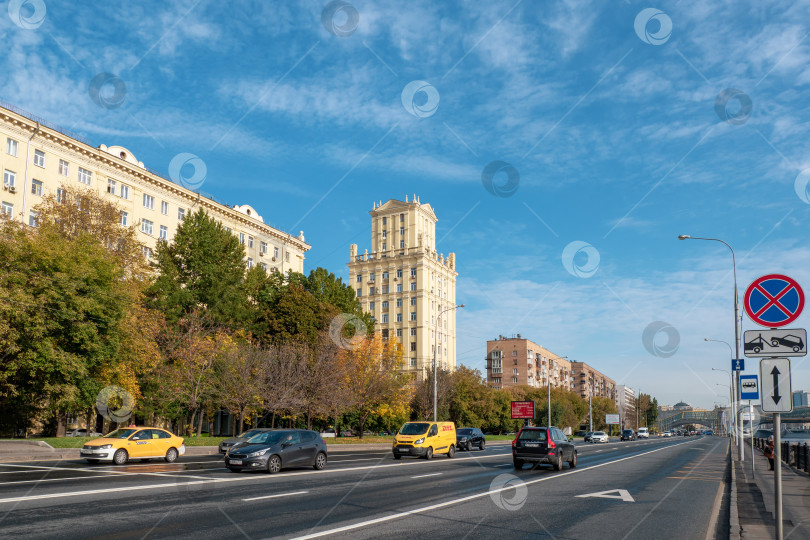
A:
[617,385,635,428]
[793,390,810,408]
[348,196,458,379]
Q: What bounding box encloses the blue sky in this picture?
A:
[4,0,810,410]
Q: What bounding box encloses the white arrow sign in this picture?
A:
[759,358,793,413]
[575,489,635,502]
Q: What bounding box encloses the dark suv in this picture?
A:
[620,429,636,441]
[456,428,486,451]
[224,429,327,474]
[512,426,576,471]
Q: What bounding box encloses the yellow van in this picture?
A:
[393,421,456,460]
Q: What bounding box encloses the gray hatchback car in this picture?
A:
[224,429,328,473]
[219,428,274,454]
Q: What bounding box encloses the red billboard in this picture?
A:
[511,400,535,419]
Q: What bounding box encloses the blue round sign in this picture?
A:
[744,274,805,328]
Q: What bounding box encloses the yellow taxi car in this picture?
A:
[80,427,186,465]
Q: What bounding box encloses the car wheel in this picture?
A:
[425,447,433,460]
[313,452,327,470]
[267,455,282,474]
[466,441,472,452]
[447,445,455,459]
[794,346,801,352]
[479,440,485,451]
[569,451,577,468]
[772,339,780,347]
[113,449,128,465]
[553,453,563,471]
[164,447,178,463]
[513,458,523,469]
[393,454,401,460]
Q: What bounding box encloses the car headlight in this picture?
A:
[458,437,467,442]
[247,448,270,458]
[414,438,425,444]
[98,444,112,449]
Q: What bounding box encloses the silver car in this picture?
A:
[590,431,609,443]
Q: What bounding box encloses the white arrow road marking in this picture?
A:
[575,489,635,502]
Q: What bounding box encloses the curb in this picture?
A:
[729,439,741,540]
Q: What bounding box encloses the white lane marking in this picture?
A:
[242,490,309,502]
[288,439,701,540]
[575,489,635,502]
[0,452,513,504]
[410,473,442,479]
[328,458,384,463]
[495,464,512,467]
[0,472,216,486]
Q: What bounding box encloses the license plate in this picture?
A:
[81,450,93,454]
[524,443,539,447]
[230,459,242,465]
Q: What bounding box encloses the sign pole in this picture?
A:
[774,412,782,540]
[750,400,754,474]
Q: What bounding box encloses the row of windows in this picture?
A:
[380,214,406,225]
[357,282,417,296]
[369,298,417,310]
[357,268,418,282]
[380,227,406,238]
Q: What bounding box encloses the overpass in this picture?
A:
[656,406,810,433]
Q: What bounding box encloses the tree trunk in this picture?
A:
[271,411,275,428]
[56,410,67,437]
[196,408,204,437]
[238,409,245,434]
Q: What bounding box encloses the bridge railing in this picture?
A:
[756,437,810,473]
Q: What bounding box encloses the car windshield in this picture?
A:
[456,429,473,435]
[105,429,137,439]
[399,423,430,435]
[237,429,263,439]
[518,429,547,442]
[247,431,286,445]
[594,432,606,436]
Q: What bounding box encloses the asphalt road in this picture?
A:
[0,436,728,539]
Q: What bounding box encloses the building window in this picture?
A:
[410,328,417,336]
[369,272,375,282]
[382,242,387,251]
[28,210,38,227]
[120,211,128,226]
[400,213,405,222]
[247,257,253,269]
[177,208,185,221]
[273,246,279,259]
[410,342,417,352]
[141,219,153,235]
[410,297,416,306]
[142,246,152,259]
[382,216,387,225]
[33,149,45,167]
[239,233,245,245]
[513,368,519,374]
[142,193,154,210]
[107,179,116,194]
[58,159,69,176]
[3,170,16,188]
[400,227,404,235]
[285,251,289,262]
[396,329,402,337]
[259,262,267,271]
[1,201,12,216]
[410,267,417,278]
[56,188,65,203]
[356,274,362,283]
[396,298,402,307]
[261,241,268,254]
[78,167,92,185]
[400,240,405,249]
[382,314,389,323]
[382,301,389,309]
[396,313,402,322]
[396,269,402,278]
[382,285,389,294]
[410,283,416,291]
[382,230,387,239]
[396,284,402,292]
[410,312,417,321]
[356,288,362,297]
[369,301,375,311]
[120,184,129,199]
[512,351,518,356]
[513,377,518,384]
[161,201,169,215]
[6,138,17,156]
[31,179,42,196]
[159,225,168,240]
[248,236,254,248]
[382,271,389,279]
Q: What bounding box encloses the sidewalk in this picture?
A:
[732,439,810,539]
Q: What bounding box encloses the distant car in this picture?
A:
[81,427,185,465]
[219,428,274,454]
[583,431,594,442]
[663,431,672,438]
[225,429,327,473]
[591,431,609,443]
[512,426,576,470]
[68,428,101,438]
[770,334,804,352]
[340,430,354,437]
[456,428,486,451]
[637,427,649,439]
[620,429,636,441]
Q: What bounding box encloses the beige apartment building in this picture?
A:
[348,197,458,379]
[570,362,617,402]
[0,102,309,270]
[486,335,575,392]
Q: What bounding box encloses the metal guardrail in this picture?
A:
[754,437,810,473]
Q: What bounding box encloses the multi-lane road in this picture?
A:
[0,436,729,539]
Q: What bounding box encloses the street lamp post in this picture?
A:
[433,304,464,422]
[680,235,743,460]
[716,383,732,436]
[712,363,736,445]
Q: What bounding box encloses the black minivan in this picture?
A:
[512,426,576,471]
[225,429,327,474]
[621,429,636,441]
